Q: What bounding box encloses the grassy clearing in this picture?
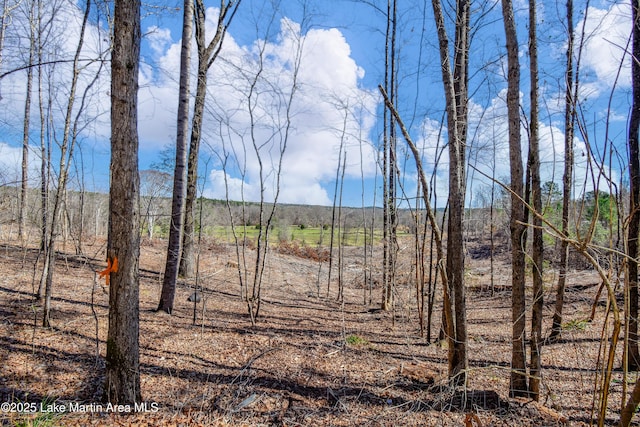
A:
[205,225,388,246]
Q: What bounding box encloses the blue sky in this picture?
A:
[0,0,633,207]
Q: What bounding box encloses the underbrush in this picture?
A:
[275,241,330,262]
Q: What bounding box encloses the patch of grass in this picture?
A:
[207,225,384,247]
[345,334,369,346]
[562,318,589,331]
[11,398,61,427]
[14,412,59,427]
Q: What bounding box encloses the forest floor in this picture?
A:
[0,234,632,426]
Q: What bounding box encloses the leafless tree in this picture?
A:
[211,9,305,324]
[549,0,577,343]
[430,0,470,387]
[381,0,398,312]
[18,0,36,243]
[180,0,241,278]
[40,0,103,326]
[626,0,640,372]
[527,0,543,400]
[379,85,454,384]
[501,0,527,397]
[140,169,171,239]
[158,0,193,314]
[0,0,20,99]
[105,0,142,405]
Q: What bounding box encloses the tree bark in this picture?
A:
[41,0,91,326]
[430,0,469,387]
[20,2,35,243]
[621,368,640,426]
[528,0,543,400]
[180,0,239,278]
[550,0,575,343]
[105,0,142,405]
[627,0,640,372]
[158,0,193,313]
[501,0,528,397]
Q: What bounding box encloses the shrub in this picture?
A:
[276,241,330,262]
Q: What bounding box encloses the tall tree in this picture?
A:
[549,0,576,343]
[527,0,543,400]
[37,0,50,291]
[431,0,470,386]
[105,0,142,404]
[0,0,19,98]
[501,0,527,397]
[381,0,398,311]
[180,0,241,278]
[19,0,37,243]
[41,0,93,325]
[627,0,640,371]
[158,0,193,313]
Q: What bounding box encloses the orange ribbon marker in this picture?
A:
[99,256,118,286]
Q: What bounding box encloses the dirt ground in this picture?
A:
[0,234,633,426]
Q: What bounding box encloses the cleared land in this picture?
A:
[0,235,626,426]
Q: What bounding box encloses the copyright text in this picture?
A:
[0,401,159,414]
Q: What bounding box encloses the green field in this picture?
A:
[205,225,385,246]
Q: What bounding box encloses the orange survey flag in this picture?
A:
[99,256,118,286]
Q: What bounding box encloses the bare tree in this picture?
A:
[140,169,171,239]
[501,0,527,397]
[40,0,97,326]
[527,0,543,400]
[105,0,142,405]
[381,0,398,312]
[430,0,470,387]
[549,0,576,343]
[244,19,303,324]
[327,140,344,298]
[158,0,193,314]
[0,0,20,99]
[19,0,36,243]
[627,0,640,372]
[212,10,306,324]
[37,0,50,287]
[378,85,453,385]
[180,0,241,278]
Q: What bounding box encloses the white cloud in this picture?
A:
[0,141,40,187]
[579,2,632,93]
[0,142,24,185]
[192,16,379,205]
[205,169,260,201]
[146,26,173,56]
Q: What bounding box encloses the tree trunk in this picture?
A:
[37,0,49,297]
[381,0,398,312]
[528,0,543,399]
[41,0,91,326]
[550,0,575,343]
[105,0,142,405]
[627,0,640,371]
[621,369,640,426]
[158,0,193,314]
[179,61,205,279]
[20,5,35,243]
[501,0,528,397]
[378,84,452,385]
[0,0,18,100]
[180,0,239,278]
[430,0,470,387]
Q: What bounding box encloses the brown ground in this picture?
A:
[0,234,632,426]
